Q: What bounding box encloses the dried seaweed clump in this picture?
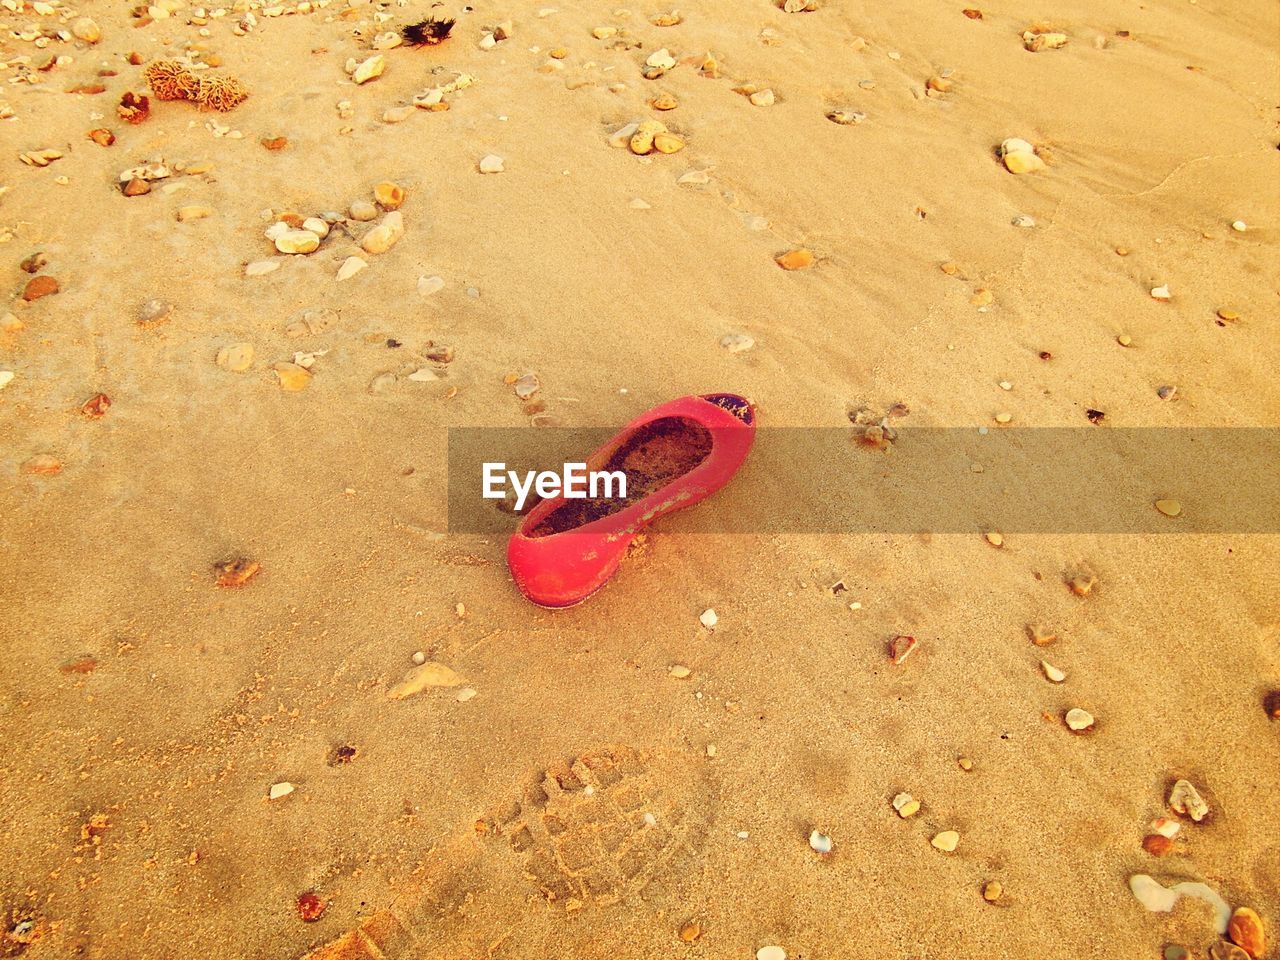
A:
[401,15,455,46]
[117,91,150,124]
[142,59,248,112]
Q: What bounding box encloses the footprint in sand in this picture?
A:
[301,745,713,959]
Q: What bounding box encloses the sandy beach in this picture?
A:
[2,0,1278,957]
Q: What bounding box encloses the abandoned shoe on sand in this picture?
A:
[506,393,756,608]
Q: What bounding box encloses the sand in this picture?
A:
[2,0,1278,957]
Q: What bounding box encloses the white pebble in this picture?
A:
[267,782,295,800]
[479,154,505,174]
[699,608,718,629]
[757,947,786,960]
[808,829,833,854]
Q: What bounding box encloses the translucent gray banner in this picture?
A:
[446,428,1280,534]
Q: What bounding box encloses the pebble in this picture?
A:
[1001,138,1045,174]
[646,48,676,69]
[245,260,280,277]
[275,230,320,254]
[303,218,330,238]
[136,298,173,327]
[1040,660,1065,683]
[361,212,404,254]
[749,89,776,107]
[720,333,755,353]
[756,948,786,960]
[776,249,814,271]
[123,178,151,196]
[0,371,12,391]
[479,154,505,174]
[388,661,464,698]
[982,881,1002,903]
[71,16,101,42]
[678,920,702,943]
[1143,834,1174,856]
[1150,285,1172,301]
[892,792,920,817]
[592,26,617,39]
[1217,308,1241,322]
[1228,907,1265,958]
[374,181,406,209]
[669,664,692,679]
[177,204,214,222]
[349,200,378,221]
[1012,214,1035,228]
[630,119,667,155]
[1231,220,1247,232]
[1118,334,1133,346]
[22,276,59,301]
[699,608,718,629]
[1150,816,1181,839]
[215,343,254,371]
[267,782,295,801]
[826,109,867,125]
[808,830,833,854]
[1168,778,1209,821]
[1155,499,1182,518]
[418,275,445,296]
[651,93,678,111]
[1065,707,1094,731]
[958,756,974,771]
[456,688,478,703]
[273,361,312,391]
[931,830,960,853]
[1157,385,1177,401]
[513,373,540,400]
[352,54,385,84]
[889,634,917,664]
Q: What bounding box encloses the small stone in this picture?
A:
[1157,385,1177,401]
[889,635,917,664]
[275,229,320,254]
[971,288,994,306]
[411,651,427,665]
[273,362,312,391]
[892,793,919,818]
[985,530,1004,547]
[808,830,832,854]
[982,881,1002,903]
[756,948,786,960]
[592,26,618,39]
[669,664,692,679]
[1154,499,1182,518]
[994,412,1012,424]
[957,757,974,771]
[1168,778,1209,821]
[1142,834,1174,856]
[699,608,718,629]
[479,154,505,173]
[776,249,814,271]
[216,343,254,371]
[1231,220,1247,232]
[72,16,101,42]
[931,830,959,852]
[653,133,685,154]
[332,257,366,282]
[720,333,754,353]
[1012,214,1035,228]
[361,212,404,254]
[388,661,464,698]
[1023,30,1069,51]
[1064,707,1094,731]
[1067,565,1097,596]
[513,373,540,400]
[303,218,329,238]
[374,181,406,209]
[245,260,280,277]
[646,48,676,69]
[1228,907,1265,959]
[268,782,294,801]
[678,921,702,943]
[651,93,678,110]
[825,109,866,125]
[926,76,952,93]
[456,688,478,703]
[177,205,213,222]
[748,88,775,107]
[1117,334,1133,346]
[22,276,60,301]
[1150,285,1172,301]
[1001,138,1045,174]
[1040,660,1065,683]
[136,298,173,327]
[352,54,385,84]
[123,178,151,196]
[1151,817,1181,839]
[1217,308,1241,322]
[0,372,13,391]
[349,200,378,221]
[630,119,667,155]
[1029,624,1057,647]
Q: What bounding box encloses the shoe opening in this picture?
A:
[526,416,713,537]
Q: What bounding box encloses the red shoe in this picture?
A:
[506,393,756,608]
